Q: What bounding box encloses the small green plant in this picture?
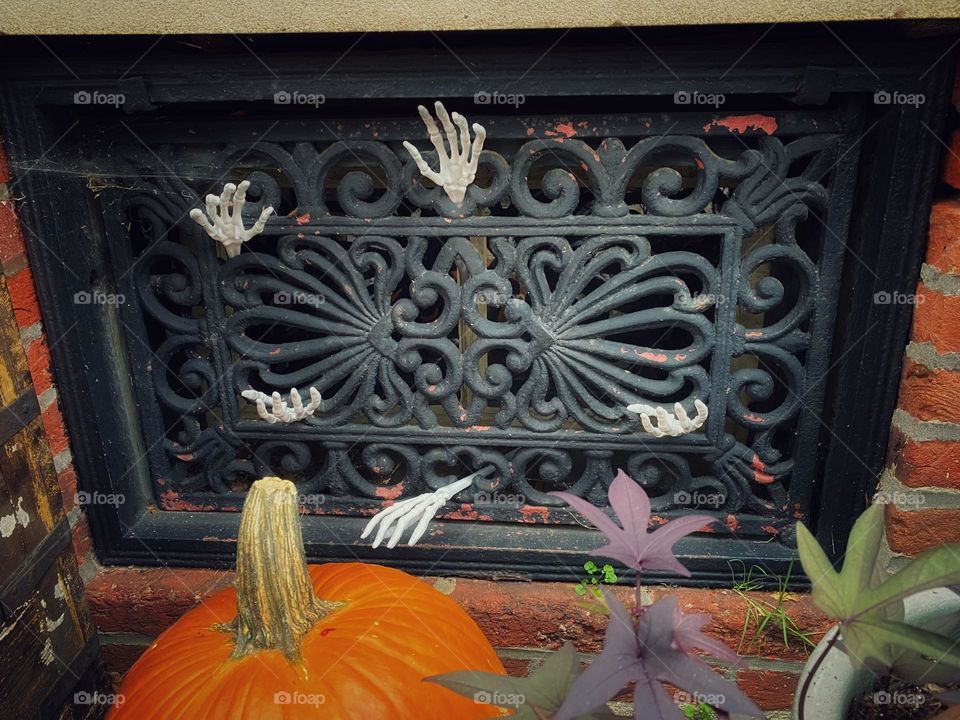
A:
[680,702,717,719]
[574,561,618,599]
[730,557,816,656]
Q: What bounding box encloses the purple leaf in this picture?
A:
[550,469,716,576]
[672,605,745,667]
[553,591,762,720]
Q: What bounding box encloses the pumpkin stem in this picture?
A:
[229,477,344,660]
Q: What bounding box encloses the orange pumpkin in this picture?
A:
[111,477,504,719]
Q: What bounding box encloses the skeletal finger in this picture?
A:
[373,503,414,548]
[416,105,446,157]
[245,206,273,239]
[452,112,471,160]
[307,387,322,412]
[368,503,405,545]
[407,499,443,546]
[219,183,236,220]
[256,398,274,422]
[205,193,219,221]
[233,179,249,216]
[362,501,403,540]
[290,388,304,415]
[640,413,663,437]
[433,101,459,160]
[403,141,443,185]
[387,505,426,548]
[694,399,709,425]
[189,208,215,233]
[675,402,691,429]
[469,122,486,167]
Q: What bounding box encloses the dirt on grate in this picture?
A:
[849,678,959,719]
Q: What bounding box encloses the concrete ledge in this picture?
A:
[1,0,959,35]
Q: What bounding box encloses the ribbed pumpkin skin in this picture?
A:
[110,563,504,720]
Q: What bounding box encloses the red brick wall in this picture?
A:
[878,126,960,564]
[0,139,92,579]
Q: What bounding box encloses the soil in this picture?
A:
[849,678,960,719]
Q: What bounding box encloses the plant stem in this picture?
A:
[794,624,841,720]
[230,477,344,660]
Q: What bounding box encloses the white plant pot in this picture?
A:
[792,587,960,720]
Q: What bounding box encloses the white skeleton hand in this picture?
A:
[360,466,495,548]
[626,399,709,438]
[402,101,486,206]
[189,180,274,258]
[241,387,321,424]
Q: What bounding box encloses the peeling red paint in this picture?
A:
[702,114,778,136]
[175,453,194,461]
[296,213,311,225]
[464,425,492,432]
[526,127,535,136]
[674,353,686,362]
[751,453,775,485]
[375,484,404,500]
[761,525,779,535]
[636,350,668,363]
[725,514,740,532]
[745,331,764,338]
[297,232,305,239]
[442,505,493,522]
[744,413,766,423]
[269,347,282,356]
[550,122,577,138]
[695,158,705,170]
[160,491,215,512]
[520,505,550,522]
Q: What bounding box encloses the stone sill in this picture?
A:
[86,564,831,712]
[1,0,959,35]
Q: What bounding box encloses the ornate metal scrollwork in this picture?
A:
[122,125,838,539]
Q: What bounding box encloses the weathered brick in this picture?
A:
[942,131,960,190]
[0,199,26,263]
[912,283,960,353]
[99,641,149,681]
[25,334,53,395]
[6,266,40,327]
[927,198,960,273]
[735,669,799,710]
[86,567,235,635]
[496,655,530,678]
[886,504,960,556]
[0,140,9,184]
[71,512,93,565]
[898,359,960,422]
[891,434,960,490]
[40,401,70,456]
[58,465,79,513]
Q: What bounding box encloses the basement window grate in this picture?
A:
[1,29,954,583]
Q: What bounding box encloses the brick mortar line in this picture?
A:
[892,408,960,442]
[921,263,960,296]
[97,631,155,646]
[877,467,960,508]
[905,341,960,370]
